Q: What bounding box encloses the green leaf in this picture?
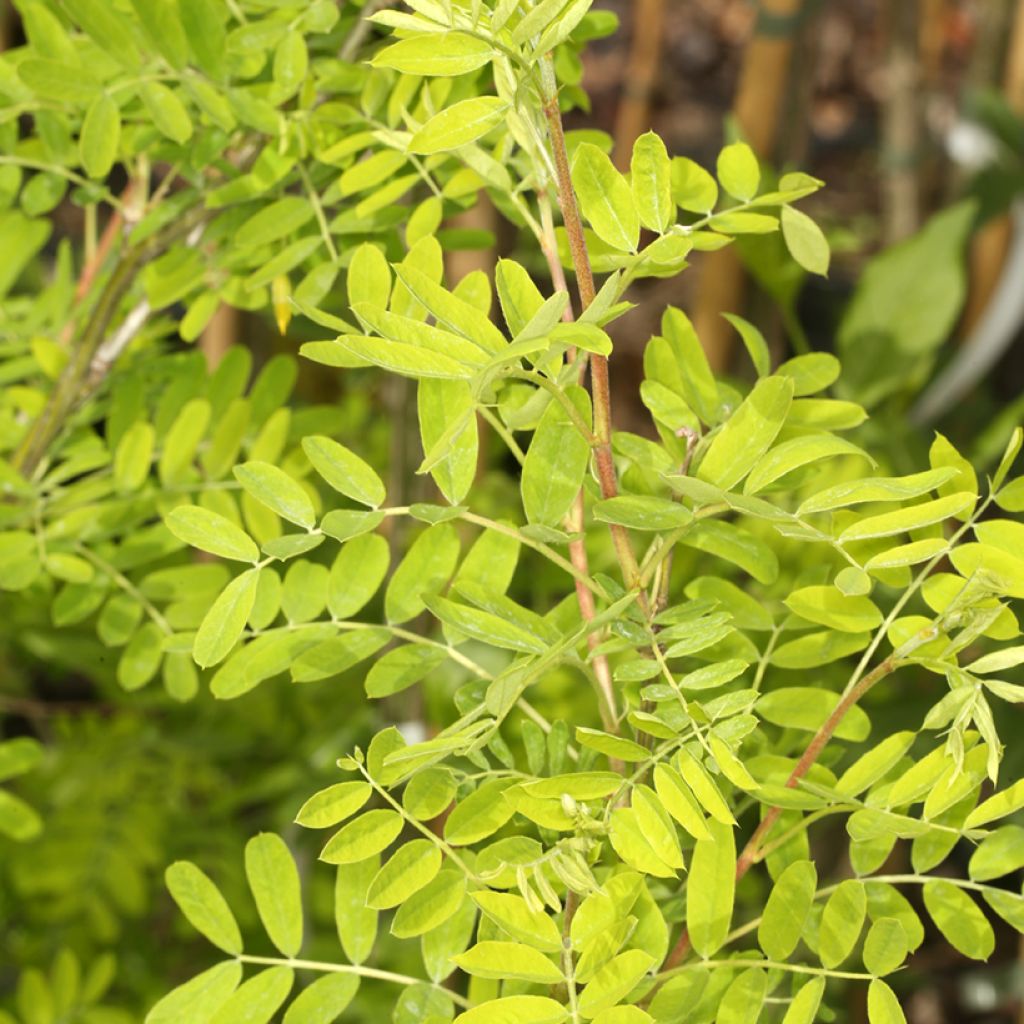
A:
[867,979,906,1024]
[798,468,956,515]
[716,142,760,201]
[758,860,816,960]
[209,966,293,1024]
[409,97,508,154]
[144,961,241,1024]
[64,0,139,67]
[80,94,120,179]
[165,862,243,956]
[686,819,736,957]
[0,790,42,841]
[969,825,1024,882]
[347,243,391,310]
[983,889,1024,934]
[321,809,403,865]
[965,779,1024,828]
[282,974,359,1024]
[366,839,441,910]
[237,197,315,249]
[113,420,154,492]
[652,764,711,840]
[572,142,640,252]
[391,869,465,939]
[166,506,258,562]
[782,978,826,1024]
[697,377,794,489]
[472,891,562,952]
[290,629,391,683]
[716,967,766,1024]
[392,269,504,355]
[273,30,307,98]
[335,857,378,965]
[723,313,770,377]
[593,495,691,531]
[295,781,372,829]
[328,534,389,620]
[744,434,867,494]
[234,462,315,529]
[117,622,163,691]
[757,687,871,742]
[365,644,447,698]
[819,879,866,967]
[373,32,494,75]
[418,379,478,505]
[454,996,567,1024]
[339,333,474,379]
[577,950,655,1017]
[576,727,650,763]
[863,918,908,976]
[245,833,303,958]
[609,807,676,877]
[632,784,685,870]
[671,156,718,213]
[836,731,915,796]
[784,586,882,633]
[0,738,42,783]
[781,205,830,275]
[302,436,385,508]
[385,523,460,624]
[675,748,736,825]
[521,385,592,526]
[444,779,517,845]
[141,82,193,144]
[193,569,259,668]
[19,58,101,102]
[838,493,975,543]
[631,132,673,233]
[839,201,973,362]
[452,941,563,984]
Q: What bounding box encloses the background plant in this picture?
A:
[2,2,1024,1023]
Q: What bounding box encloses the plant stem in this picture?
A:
[534,185,620,736]
[538,56,642,592]
[661,622,939,971]
[234,954,471,1007]
[14,205,208,479]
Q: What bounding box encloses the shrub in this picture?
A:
[2,2,1024,1023]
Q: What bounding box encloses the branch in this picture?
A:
[661,624,936,971]
[13,205,208,479]
[538,56,642,592]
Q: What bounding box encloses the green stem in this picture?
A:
[298,163,339,263]
[658,958,872,983]
[234,954,471,1008]
[75,544,171,635]
[358,764,478,882]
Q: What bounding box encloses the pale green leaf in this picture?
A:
[193,568,259,668]
[572,142,640,252]
[302,435,385,507]
[234,462,315,529]
[165,862,243,956]
[686,819,736,957]
[245,833,303,958]
[166,506,258,563]
[409,97,507,154]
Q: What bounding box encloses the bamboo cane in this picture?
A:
[691,0,806,370]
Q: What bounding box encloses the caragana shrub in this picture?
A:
[7,2,1024,1023]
